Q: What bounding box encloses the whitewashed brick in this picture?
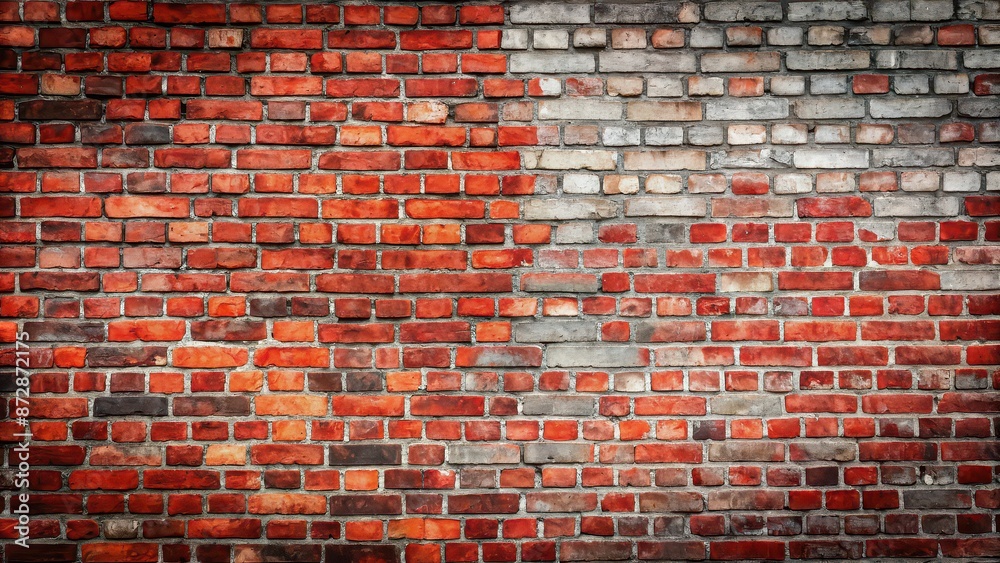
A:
[689,76,725,96]
[645,174,683,193]
[646,126,684,146]
[872,148,955,167]
[770,76,807,96]
[774,173,813,194]
[533,30,569,50]
[810,75,848,94]
[623,150,707,170]
[626,101,702,121]
[573,28,607,48]
[815,125,850,144]
[603,127,641,146]
[539,100,622,120]
[940,271,1000,291]
[501,29,528,50]
[772,123,808,144]
[893,74,931,94]
[599,52,697,73]
[563,174,600,194]
[647,76,684,97]
[873,196,961,217]
[524,198,619,220]
[688,125,725,146]
[690,27,724,48]
[510,53,595,73]
[625,197,708,217]
[900,171,940,192]
[767,27,804,45]
[728,124,766,144]
[604,175,640,194]
[793,149,869,169]
[943,172,980,192]
[556,223,594,244]
[524,149,618,171]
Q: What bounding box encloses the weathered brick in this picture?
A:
[0,3,990,556]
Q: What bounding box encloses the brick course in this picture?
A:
[1,0,999,561]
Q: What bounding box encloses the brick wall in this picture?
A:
[1,0,999,561]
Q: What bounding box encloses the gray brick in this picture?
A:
[690,27,724,48]
[786,50,870,70]
[509,4,591,24]
[646,126,684,146]
[521,273,599,293]
[599,52,697,73]
[688,125,725,146]
[876,50,958,69]
[450,444,520,465]
[788,1,867,20]
[642,223,686,243]
[964,50,1000,69]
[893,74,930,94]
[873,196,961,217]
[547,346,649,368]
[959,1,1000,19]
[524,443,593,464]
[810,75,848,95]
[703,2,783,21]
[710,394,782,416]
[522,395,595,416]
[595,3,699,23]
[793,99,865,119]
[872,0,911,21]
[939,271,1000,291]
[958,100,1000,118]
[515,321,598,343]
[705,99,788,120]
[911,0,954,20]
[870,98,952,118]
[500,29,528,50]
[903,490,971,509]
[872,148,955,167]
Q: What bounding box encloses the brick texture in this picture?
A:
[1,1,999,561]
